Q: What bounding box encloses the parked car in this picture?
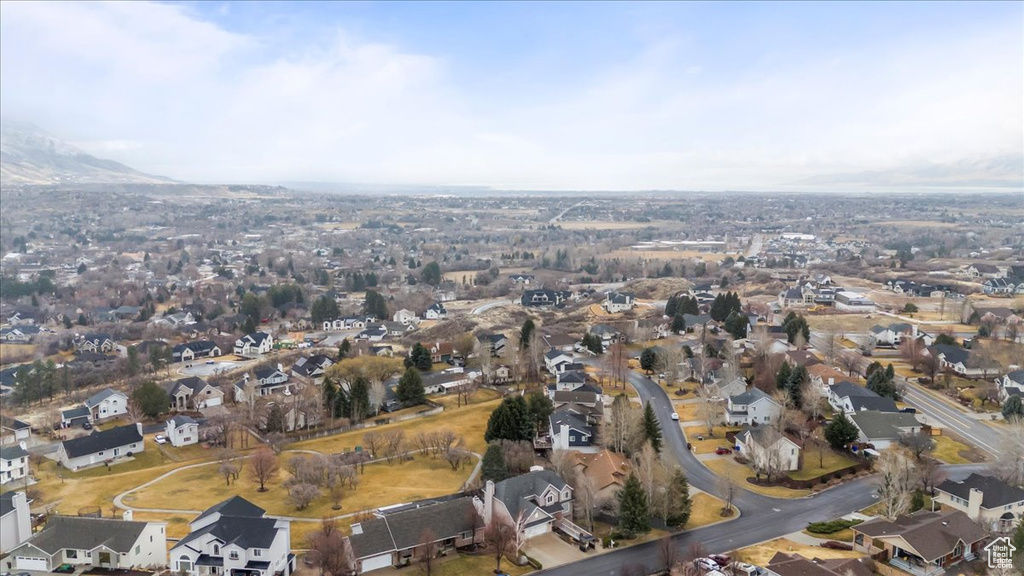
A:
[694,558,718,571]
[671,412,679,421]
[82,421,92,430]
[732,562,764,576]
[708,553,731,567]
[154,435,167,444]
[715,447,732,455]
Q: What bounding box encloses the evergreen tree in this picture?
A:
[724,311,748,340]
[407,342,433,371]
[665,468,693,528]
[310,295,341,325]
[520,319,536,348]
[664,295,679,317]
[131,381,169,418]
[396,368,426,405]
[782,312,810,343]
[364,290,389,319]
[421,261,442,286]
[265,403,287,433]
[526,392,554,435]
[786,364,808,408]
[1002,395,1024,419]
[825,412,859,450]
[337,338,351,360]
[640,348,657,373]
[481,443,509,482]
[867,369,899,400]
[775,362,792,391]
[679,296,699,315]
[1011,518,1024,573]
[672,313,686,334]
[910,490,925,512]
[242,316,256,334]
[332,384,351,419]
[642,402,662,453]
[349,376,371,421]
[617,473,651,538]
[484,396,534,442]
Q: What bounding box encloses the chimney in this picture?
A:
[967,488,983,519]
[123,509,133,521]
[277,363,284,373]
[136,422,144,436]
[483,480,495,525]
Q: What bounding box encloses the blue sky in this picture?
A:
[1,1,1021,191]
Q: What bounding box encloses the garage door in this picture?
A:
[524,522,550,539]
[17,557,48,571]
[360,553,392,572]
[203,396,222,407]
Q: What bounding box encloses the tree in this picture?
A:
[642,402,662,453]
[481,443,509,482]
[775,362,792,392]
[824,412,859,450]
[307,519,355,576]
[519,318,536,349]
[248,448,280,492]
[723,311,748,340]
[782,313,810,344]
[337,338,351,360]
[608,394,642,454]
[484,515,515,574]
[348,376,371,421]
[126,346,141,377]
[671,313,686,335]
[240,292,261,323]
[363,290,388,319]
[582,333,603,355]
[876,447,917,520]
[1002,395,1024,419]
[902,303,919,314]
[310,295,340,325]
[396,368,426,405]
[484,395,534,442]
[995,419,1024,486]
[217,450,241,486]
[934,333,957,346]
[899,338,925,371]
[1012,518,1024,573]
[131,381,169,418]
[286,483,320,510]
[525,391,554,436]
[867,368,899,400]
[639,347,657,373]
[415,528,439,576]
[617,473,651,538]
[265,403,287,433]
[421,261,442,286]
[664,468,693,528]
[897,432,935,460]
[406,342,433,371]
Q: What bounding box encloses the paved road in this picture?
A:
[470,299,516,315]
[549,200,587,224]
[537,365,991,575]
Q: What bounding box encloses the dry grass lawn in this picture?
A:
[787,450,856,481]
[31,457,184,515]
[682,425,738,454]
[802,528,855,543]
[931,435,974,465]
[125,453,472,518]
[433,387,502,409]
[675,402,706,423]
[686,492,732,529]
[433,554,534,576]
[736,538,865,566]
[703,459,811,499]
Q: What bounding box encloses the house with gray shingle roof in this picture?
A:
[935,473,1024,532]
[848,410,922,450]
[83,388,129,421]
[852,510,987,575]
[724,387,782,426]
[57,423,144,471]
[1,491,33,555]
[8,515,167,571]
[0,444,30,485]
[482,470,576,542]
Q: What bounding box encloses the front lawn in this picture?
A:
[931,435,974,464]
[125,452,473,518]
[736,538,865,566]
[787,450,857,481]
[686,492,733,529]
[435,554,534,576]
[703,459,810,499]
[682,425,738,454]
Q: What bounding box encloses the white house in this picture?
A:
[735,426,801,473]
[392,309,419,325]
[0,491,32,554]
[848,411,923,450]
[234,332,273,356]
[869,323,917,347]
[934,473,1024,532]
[57,423,145,471]
[170,496,294,576]
[724,387,782,426]
[166,416,199,447]
[0,444,30,485]
[544,349,575,374]
[84,388,129,421]
[602,292,635,313]
[172,341,222,363]
[1,415,31,446]
[234,366,291,401]
[423,302,448,320]
[9,515,167,571]
[996,370,1024,404]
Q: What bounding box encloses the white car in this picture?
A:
[671,412,679,421]
[154,435,167,444]
[694,558,718,571]
[733,563,764,576]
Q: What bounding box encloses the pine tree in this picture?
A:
[672,313,686,334]
[407,343,432,371]
[640,348,657,373]
[1011,518,1024,572]
[665,468,693,528]
[775,362,792,391]
[349,376,371,421]
[396,368,426,405]
[265,403,287,433]
[617,473,651,538]
[642,402,662,453]
[484,396,534,442]
[526,392,554,436]
[665,295,679,317]
[825,412,859,450]
[481,443,509,482]
[520,319,536,348]
[786,365,808,408]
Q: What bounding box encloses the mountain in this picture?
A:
[0,121,175,185]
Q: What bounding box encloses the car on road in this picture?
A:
[694,558,718,571]
[708,553,731,567]
[715,447,732,455]
[206,360,215,364]
[671,412,679,421]
[154,435,167,444]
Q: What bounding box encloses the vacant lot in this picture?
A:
[126,452,472,518]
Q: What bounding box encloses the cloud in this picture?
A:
[1,1,1020,191]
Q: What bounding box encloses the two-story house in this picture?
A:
[290,355,334,386]
[168,377,225,411]
[76,333,116,354]
[423,302,448,320]
[1,491,33,554]
[996,369,1024,404]
[602,292,634,313]
[734,426,801,473]
[173,341,222,363]
[934,473,1024,532]
[480,470,577,540]
[827,382,899,414]
[544,349,575,374]
[724,387,782,426]
[234,332,273,357]
[166,416,199,448]
[84,388,129,421]
[477,333,508,357]
[548,409,597,452]
[234,367,291,401]
[0,444,30,486]
[170,496,294,576]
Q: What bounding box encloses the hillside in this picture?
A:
[0,121,175,185]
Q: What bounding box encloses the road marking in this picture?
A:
[773,508,781,512]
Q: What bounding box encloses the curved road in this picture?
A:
[536,366,991,576]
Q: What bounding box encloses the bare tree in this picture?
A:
[800,379,824,422]
[875,446,917,520]
[575,473,597,533]
[917,456,947,496]
[248,447,280,492]
[695,384,719,436]
[837,351,861,378]
[810,427,829,468]
[287,483,321,510]
[416,528,439,576]
[717,476,736,515]
[307,519,355,576]
[124,398,144,424]
[899,338,925,371]
[362,431,384,459]
[820,329,839,364]
[443,448,472,471]
[456,378,479,407]
[367,381,387,413]
[484,515,515,573]
[659,536,680,574]
[381,429,406,464]
[501,439,535,475]
[218,449,241,486]
[632,442,660,508]
[328,476,345,510]
[995,418,1024,486]
[897,431,935,460]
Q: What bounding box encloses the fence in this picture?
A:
[286,401,444,443]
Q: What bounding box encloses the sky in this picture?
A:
[1,1,1022,192]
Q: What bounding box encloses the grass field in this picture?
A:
[31,457,184,515]
[126,453,473,518]
[787,450,857,481]
[687,492,731,529]
[931,435,974,465]
[433,387,502,409]
[736,538,865,565]
[682,425,739,454]
[703,459,811,499]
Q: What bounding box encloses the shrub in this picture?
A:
[821,541,854,550]
[807,519,863,534]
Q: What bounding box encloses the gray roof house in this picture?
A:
[83,388,129,421]
[482,470,578,541]
[724,387,782,426]
[57,423,145,471]
[827,382,899,414]
[8,515,167,571]
[848,411,922,450]
[935,473,1024,532]
[1,491,32,554]
[548,410,596,452]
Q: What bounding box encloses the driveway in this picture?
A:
[522,532,588,569]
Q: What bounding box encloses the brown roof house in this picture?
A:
[573,449,630,503]
[767,552,874,576]
[851,510,987,576]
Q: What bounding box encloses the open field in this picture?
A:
[125,452,472,518]
[878,220,961,229]
[316,222,360,230]
[31,457,184,515]
[433,386,503,409]
[599,250,735,261]
[704,459,811,499]
[736,538,864,566]
[787,450,857,481]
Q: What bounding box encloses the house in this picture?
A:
[346,497,481,574]
[707,376,748,400]
[477,333,508,357]
[589,324,623,349]
[681,313,715,333]
[542,332,577,353]
[982,277,1017,296]
[848,411,923,449]
[766,552,873,576]
[424,341,455,364]
[548,409,596,452]
[509,274,535,285]
[290,354,334,385]
[602,292,635,313]
[724,387,782,426]
[423,302,448,320]
[934,473,1024,532]
[997,370,1024,404]
[827,382,899,414]
[778,287,811,308]
[550,370,590,392]
[735,426,801,473]
[84,388,129,421]
[420,370,476,395]
[383,322,415,338]
[0,325,41,343]
[635,317,671,340]
[1,415,31,445]
[573,449,630,503]
[521,289,570,307]
[368,345,394,357]
[234,367,291,401]
[852,510,987,576]
[166,416,199,447]
[170,496,294,576]
[9,515,167,571]
[491,364,512,384]
[927,344,1001,378]
[57,423,145,471]
[391,309,418,325]
[60,406,91,428]
[1,491,32,554]
[481,470,578,541]
[965,262,1002,278]
[168,377,225,411]
[154,311,196,327]
[870,323,918,347]
[785,349,822,368]
[806,364,849,397]
[544,349,575,374]
[76,333,116,353]
[172,340,222,363]
[233,332,273,356]
[356,324,387,341]
[0,444,30,485]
